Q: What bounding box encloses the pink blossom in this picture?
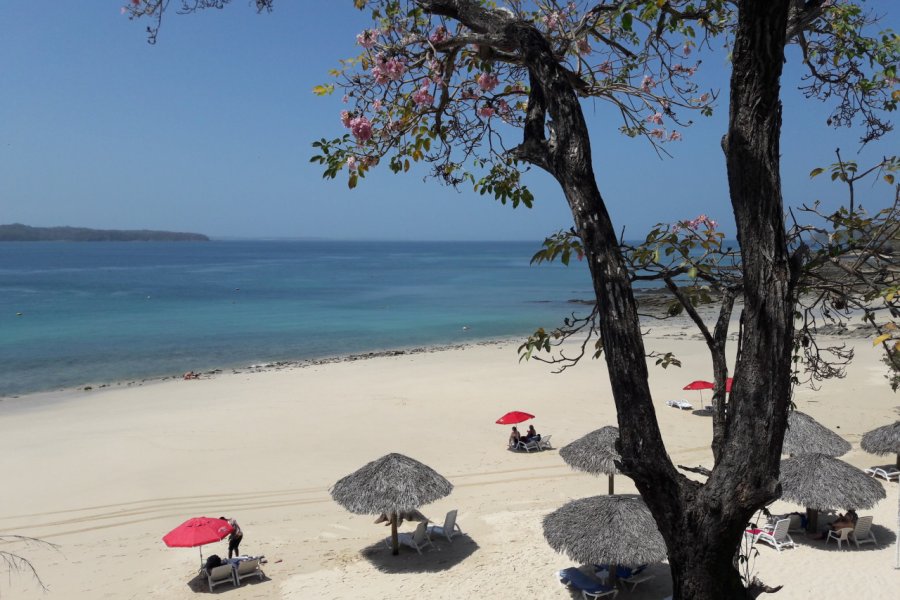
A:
[576,38,592,56]
[349,116,373,143]
[649,128,665,139]
[371,55,406,84]
[641,75,655,93]
[598,62,612,74]
[413,84,434,106]
[428,59,444,85]
[340,110,352,128]
[356,29,379,49]
[429,26,448,44]
[342,94,349,104]
[646,112,664,125]
[544,10,561,30]
[496,99,510,115]
[478,106,495,118]
[669,130,683,142]
[699,92,710,103]
[346,156,358,170]
[373,99,383,111]
[477,72,499,92]
[682,43,691,56]
[684,214,718,230]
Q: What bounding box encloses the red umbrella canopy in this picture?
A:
[163,517,233,548]
[725,377,733,392]
[683,380,714,391]
[496,411,535,425]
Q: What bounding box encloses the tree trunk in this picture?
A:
[416,2,796,598]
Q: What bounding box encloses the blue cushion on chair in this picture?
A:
[559,567,614,594]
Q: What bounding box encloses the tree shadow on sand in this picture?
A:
[360,535,479,573]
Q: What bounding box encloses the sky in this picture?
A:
[1,2,896,241]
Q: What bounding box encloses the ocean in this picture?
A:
[0,241,596,396]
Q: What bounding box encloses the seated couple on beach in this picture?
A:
[811,509,857,539]
[508,425,540,448]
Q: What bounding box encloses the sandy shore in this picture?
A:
[1,326,898,599]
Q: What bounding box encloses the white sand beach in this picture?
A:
[1,327,898,599]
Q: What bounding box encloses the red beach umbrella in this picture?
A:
[683,380,714,391]
[163,516,233,566]
[496,411,535,425]
[725,377,733,393]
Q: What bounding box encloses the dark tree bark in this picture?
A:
[417,1,797,598]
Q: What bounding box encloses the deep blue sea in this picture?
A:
[0,241,597,396]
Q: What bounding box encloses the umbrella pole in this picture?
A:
[608,474,614,495]
[608,563,617,587]
[390,512,399,556]
[199,546,203,570]
[806,508,819,533]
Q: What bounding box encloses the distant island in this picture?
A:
[0,224,209,242]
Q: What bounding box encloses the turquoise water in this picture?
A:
[0,241,595,396]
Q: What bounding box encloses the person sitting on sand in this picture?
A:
[509,426,521,448]
[829,509,858,531]
[183,371,199,380]
[526,424,540,442]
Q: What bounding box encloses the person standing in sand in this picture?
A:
[222,517,243,558]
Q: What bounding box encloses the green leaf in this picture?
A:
[809,167,825,178]
[622,12,632,31]
[348,174,358,189]
[312,84,335,96]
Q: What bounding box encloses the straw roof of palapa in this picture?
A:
[779,453,886,511]
[860,421,900,456]
[330,453,452,515]
[559,426,621,475]
[782,411,851,457]
[542,495,667,567]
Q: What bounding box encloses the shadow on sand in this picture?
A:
[787,523,896,552]
[186,569,272,594]
[360,535,479,574]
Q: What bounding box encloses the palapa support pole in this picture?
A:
[806,508,819,533]
[390,512,399,556]
[608,562,617,587]
[608,474,614,495]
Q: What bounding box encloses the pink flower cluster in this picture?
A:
[346,154,377,171]
[477,72,499,92]
[479,106,495,118]
[413,84,434,106]
[641,75,655,93]
[356,29,379,49]
[649,127,682,143]
[685,214,718,230]
[372,55,406,84]
[429,25,448,44]
[646,112,664,125]
[341,112,373,143]
[672,64,697,76]
[428,59,444,85]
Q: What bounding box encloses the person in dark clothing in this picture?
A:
[222,517,243,558]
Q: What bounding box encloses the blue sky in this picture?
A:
[1,2,896,241]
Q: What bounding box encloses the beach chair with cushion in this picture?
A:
[538,434,552,450]
[826,526,854,550]
[557,567,618,599]
[206,564,237,592]
[746,518,794,551]
[865,467,900,482]
[235,557,265,585]
[593,564,654,592]
[396,521,434,554]
[427,509,463,543]
[666,399,693,410]
[851,515,877,548]
[766,513,804,534]
[518,438,541,452]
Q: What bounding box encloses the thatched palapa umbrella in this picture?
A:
[331,453,452,555]
[559,426,621,494]
[781,411,851,457]
[779,452,886,532]
[543,495,666,584]
[861,421,900,469]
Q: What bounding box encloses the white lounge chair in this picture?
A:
[851,515,877,548]
[767,513,804,533]
[396,521,434,554]
[538,434,552,450]
[518,438,541,452]
[427,509,463,542]
[865,467,900,481]
[235,557,265,585]
[826,526,854,550]
[206,564,237,592]
[666,399,693,410]
[747,518,794,551]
